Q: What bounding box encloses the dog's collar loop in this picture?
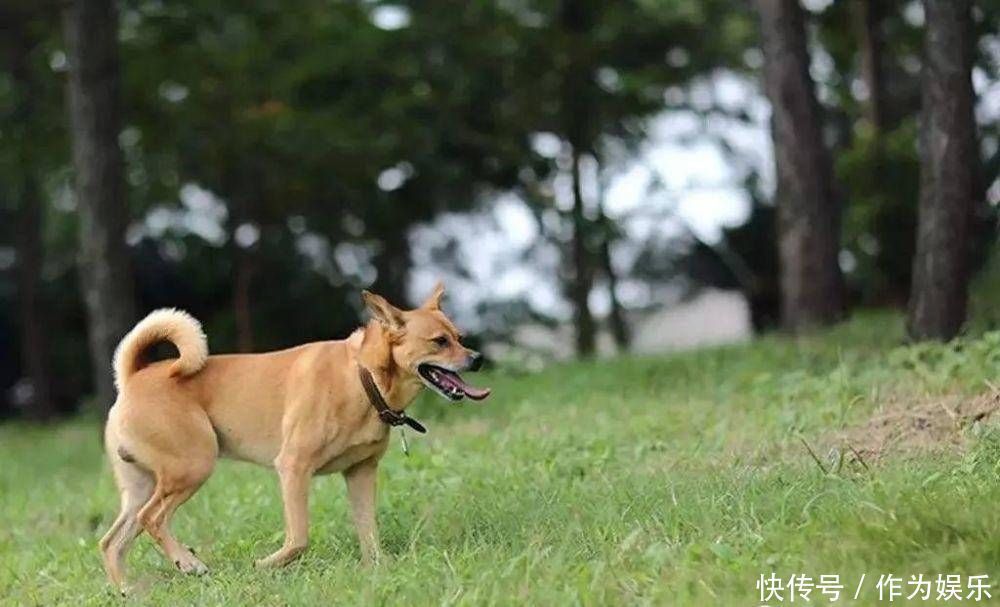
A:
[358,366,427,434]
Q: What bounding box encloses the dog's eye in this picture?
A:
[432,336,448,347]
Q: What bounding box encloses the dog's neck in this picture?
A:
[354,320,423,411]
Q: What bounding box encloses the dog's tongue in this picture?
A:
[441,370,491,400]
[460,382,491,400]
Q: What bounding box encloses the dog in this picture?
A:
[98,284,490,590]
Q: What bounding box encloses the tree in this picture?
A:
[595,185,629,350]
[757,0,844,331]
[503,0,754,355]
[558,0,599,356]
[814,0,922,305]
[62,0,136,409]
[907,0,980,340]
[2,5,56,420]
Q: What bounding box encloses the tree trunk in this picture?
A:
[6,18,57,421]
[599,233,629,351]
[63,0,136,410]
[855,0,886,134]
[569,146,596,357]
[558,0,597,357]
[596,174,629,351]
[907,0,978,341]
[757,0,844,332]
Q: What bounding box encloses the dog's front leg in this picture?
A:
[256,454,313,568]
[344,458,381,566]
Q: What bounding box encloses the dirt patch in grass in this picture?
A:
[834,388,1000,462]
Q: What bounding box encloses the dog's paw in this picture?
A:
[254,544,306,569]
[174,553,209,576]
[254,554,286,569]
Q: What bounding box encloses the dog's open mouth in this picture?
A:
[417,364,491,402]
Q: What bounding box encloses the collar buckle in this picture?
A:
[359,366,427,434]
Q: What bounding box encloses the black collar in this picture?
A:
[358,366,427,434]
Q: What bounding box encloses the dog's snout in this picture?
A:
[468,351,483,372]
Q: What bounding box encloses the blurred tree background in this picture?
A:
[0,0,997,419]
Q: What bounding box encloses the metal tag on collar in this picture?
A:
[399,427,409,456]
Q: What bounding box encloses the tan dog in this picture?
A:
[98,284,489,590]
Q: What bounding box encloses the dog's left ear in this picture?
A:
[362,290,405,331]
[421,281,445,310]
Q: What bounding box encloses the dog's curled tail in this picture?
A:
[113,308,209,390]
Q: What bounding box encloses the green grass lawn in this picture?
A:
[4,311,1000,605]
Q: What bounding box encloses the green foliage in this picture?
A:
[885,330,1000,393]
[969,243,1000,333]
[5,313,1000,604]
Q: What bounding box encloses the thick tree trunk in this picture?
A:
[855,0,886,134]
[7,20,57,421]
[569,146,596,357]
[63,0,136,410]
[907,0,979,341]
[757,0,844,332]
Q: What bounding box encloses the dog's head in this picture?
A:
[361,283,490,402]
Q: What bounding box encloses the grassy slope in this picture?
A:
[3,311,1000,605]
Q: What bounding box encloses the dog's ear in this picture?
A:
[422,281,445,310]
[362,290,405,331]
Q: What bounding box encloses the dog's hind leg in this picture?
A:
[100,455,155,591]
[138,459,214,576]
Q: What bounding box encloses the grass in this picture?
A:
[4,310,1000,605]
